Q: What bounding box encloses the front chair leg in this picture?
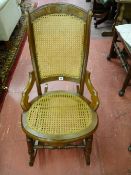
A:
[26,136,35,166]
[84,135,93,165]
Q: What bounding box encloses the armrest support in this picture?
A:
[21,71,35,111]
[85,71,100,111]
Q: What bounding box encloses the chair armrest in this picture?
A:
[21,71,35,111]
[85,71,100,111]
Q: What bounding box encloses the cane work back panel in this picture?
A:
[32,14,85,82]
[27,3,91,86]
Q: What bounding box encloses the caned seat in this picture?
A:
[21,3,99,166]
[22,91,97,140]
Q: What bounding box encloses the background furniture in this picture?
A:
[114,0,131,25]
[0,0,21,41]
[102,0,131,36]
[21,3,99,166]
[0,0,21,110]
[107,24,131,96]
[93,0,116,28]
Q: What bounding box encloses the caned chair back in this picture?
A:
[27,3,92,94]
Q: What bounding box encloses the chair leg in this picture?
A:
[94,12,109,28]
[119,67,131,96]
[84,135,93,165]
[26,136,35,166]
[128,144,131,152]
[107,29,118,61]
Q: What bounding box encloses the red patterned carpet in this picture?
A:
[1,37,131,175]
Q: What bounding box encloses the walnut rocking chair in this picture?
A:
[21,3,99,166]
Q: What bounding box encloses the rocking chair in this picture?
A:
[21,3,99,166]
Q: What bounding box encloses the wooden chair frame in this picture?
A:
[21,3,99,166]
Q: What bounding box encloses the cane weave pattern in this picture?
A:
[32,14,85,82]
[27,92,92,135]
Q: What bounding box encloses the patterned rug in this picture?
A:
[0,0,37,109]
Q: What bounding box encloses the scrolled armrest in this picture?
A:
[21,71,35,111]
[85,71,99,111]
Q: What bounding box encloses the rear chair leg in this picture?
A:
[107,29,118,60]
[119,67,131,96]
[84,135,93,165]
[26,136,35,166]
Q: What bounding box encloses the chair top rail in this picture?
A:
[29,3,89,22]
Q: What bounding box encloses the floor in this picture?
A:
[0,0,131,175]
